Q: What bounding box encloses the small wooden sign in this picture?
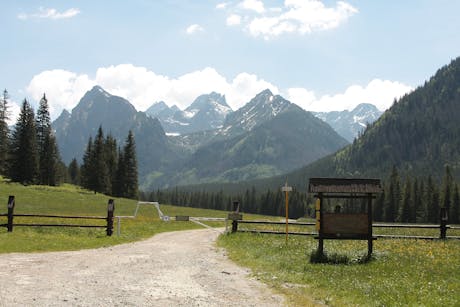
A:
[281,186,292,192]
[228,213,243,221]
[322,213,368,235]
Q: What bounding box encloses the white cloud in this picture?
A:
[18,7,80,20]
[216,2,229,10]
[225,0,357,39]
[25,65,278,119]
[227,14,242,26]
[25,66,411,121]
[286,79,413,112]
[186,24,204,34]
[27,69,94,118]
[6,100,21,127]
[239,0,265,14]
[227,73,279,109]
[286,88,316,110]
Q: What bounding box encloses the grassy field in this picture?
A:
[0,177,233,253]
[218,230,460,306]
[0,177,274,253]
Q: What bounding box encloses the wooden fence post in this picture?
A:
[7,196,15,232]
[106,199,115,236]
[232,220,238,233]
[367,193,373,257]
[440,207,448,239]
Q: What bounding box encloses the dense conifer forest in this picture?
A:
[140,165,460,223]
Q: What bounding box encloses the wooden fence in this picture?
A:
[233,219,460,240]
[0,196,115,236]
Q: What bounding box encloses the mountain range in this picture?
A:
[53,86,180,179]
[207,56,460,193]
[145,90,348,188]
[53,86,355,190]
[145,92,232,135]
[313,103,382,142]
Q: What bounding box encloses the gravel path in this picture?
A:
[0,229,284,306]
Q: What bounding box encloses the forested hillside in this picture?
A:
[153,57,460,222]
[334,57,460,179]
[272,56,460,188]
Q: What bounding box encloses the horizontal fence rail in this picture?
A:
[0,196,115,236]
[6,214,107,219]
[231,218,460,240]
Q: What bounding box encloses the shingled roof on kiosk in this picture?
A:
[308,178,383,194]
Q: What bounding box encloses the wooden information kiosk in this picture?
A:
[308,178,382,257]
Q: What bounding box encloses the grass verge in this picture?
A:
[0,179,230,253]
[218,232,460,306]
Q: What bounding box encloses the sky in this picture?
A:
[1,1,460,123]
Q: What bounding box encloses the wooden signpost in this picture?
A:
[308,178,382,257]
[281,182,292,242]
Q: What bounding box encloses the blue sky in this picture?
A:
[1,1,460,121]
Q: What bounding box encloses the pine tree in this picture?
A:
[92,126,109,194]
[68,158,80,185]
[80,137,94,190]
[9,99,38,184]
[36,94,50,154]
[122,130,138,199]
[36,94,61,185]
[417,180,426,222]
[374,188,384,221]
[104,134,118,195]
[399,177,412,222]
[411,178,421,223]
[0,89,10,175]
[384,166,401,222]
[441,165,453,213]
[425,176,439,223]
[40,133,60,185]
[113,147,125,197]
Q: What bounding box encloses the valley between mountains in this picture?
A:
[53,86,380,191]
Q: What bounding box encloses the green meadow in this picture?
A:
[218,230,460,306]
[0,177,269,253]
[0,177,223,253]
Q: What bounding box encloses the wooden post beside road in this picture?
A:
[281,182,292,243]
[7,195,15,232]
[440,207,448,239]
[106,199,115,236]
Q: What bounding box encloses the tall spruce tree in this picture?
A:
[104,134,118,195]
[68,158,80,185]
[425,176,440,223]
[113,147,125,197]
[374,190,385,221]
[80,137,94,190]
[40,134,60,185]
[123,130,138,199]
[36,94,60,185]
[441,165,453,214]
[399,177,412,222]
[411,178,421,223]
[417,180,426,222]
[9,99,38,184]
[92,126,109,194]
[0,89,10,175]
[384,166,401,222]
[36,94,50,153]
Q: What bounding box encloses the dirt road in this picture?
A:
[0,229,284,306]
